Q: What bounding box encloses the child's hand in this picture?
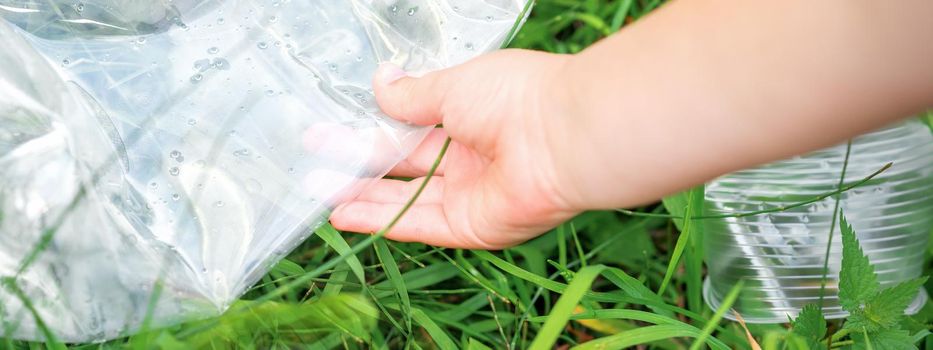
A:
[329,50,583,249]
[330,0,933,249]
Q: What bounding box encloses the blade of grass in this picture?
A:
[610,0,634,31]
[454,250,520,304]
[601,268,672,318]
[474,250,566,293]
[476,250,699,319]
[657,200,694,295]
[0,277,65,350]
[530,308,668,323]
[373,239,412,333]
[502,250,537,318]
[436,293,490,322]
[315,223,403,332]
[529,265,606,350]
[507,211,662,348]
[569,223,587,267]
[467,337,494,350]
[315,223,365,291]
[689,280,745,350]
[684,186,705,314]
[411,308,457,350]
[557,223,568,267]
[572,324,726,350]
[436,250,513,304]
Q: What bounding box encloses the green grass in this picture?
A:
[3,0,933,349]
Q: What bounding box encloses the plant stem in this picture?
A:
[617,160,888,220]
[819,141,853,349]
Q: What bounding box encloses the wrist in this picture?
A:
[538,52,602,211]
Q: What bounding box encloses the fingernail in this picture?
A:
[377,63,407,85]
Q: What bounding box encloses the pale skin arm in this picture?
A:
[328,0,933,249]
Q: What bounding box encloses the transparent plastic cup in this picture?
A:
[703,119,933,323]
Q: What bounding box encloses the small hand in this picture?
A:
[329,49,582,249]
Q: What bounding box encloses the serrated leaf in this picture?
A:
[851,329,917,350]
[874,277,928,316]
[846,277,928,332]
[792,304,827,346]
[838,214,878,311]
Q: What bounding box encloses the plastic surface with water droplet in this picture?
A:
[0,0,529,342]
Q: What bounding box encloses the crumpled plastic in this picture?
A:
[0,0,528,342]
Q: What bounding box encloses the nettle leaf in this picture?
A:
[791,304,827,350]
[838,214,878,312]
[837,212,929,347]
[792,304,827,340]
[851,328,917,350]
[845,277,928,332]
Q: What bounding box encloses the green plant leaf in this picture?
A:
[315,223,366,293]
[660,186,703,232]
[851,328,917,350]
[601,268,673,318]
[411,308,457,350]
[793,304,827,340]
[466,337,494,350]
[572,324,728,350]
[838,214,878,312]
[791,304,827,350]
[659,185,705,313]
[180,295,378,348]
[689,280,743,350]
[846,277,928,332]
[529,265,607,350]
[657,197,695,295]
[272,258,306,277]
[374,239,412,332]
[528,308,730,349]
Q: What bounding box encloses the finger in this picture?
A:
[353,177,444,204]
[302,121,416,175]
[302,169,371,205]
[373,63,453,126]
[388,128,449,177]
[302,122,375,163]
[330,202,476,248]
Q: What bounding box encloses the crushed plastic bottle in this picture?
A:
[0,0,530,342]
[703,119,933,323]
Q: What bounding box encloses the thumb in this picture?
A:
[373,63,453,126]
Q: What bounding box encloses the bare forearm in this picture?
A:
[556,0,933,209]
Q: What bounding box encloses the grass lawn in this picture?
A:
[3,0,932,349]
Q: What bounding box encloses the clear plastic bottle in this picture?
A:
[703,119,933,323]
